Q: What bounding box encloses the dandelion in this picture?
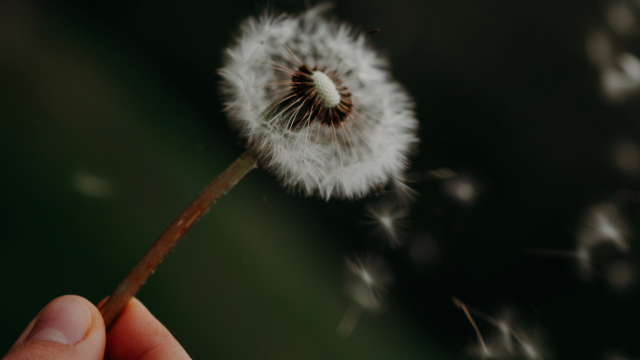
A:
[100,6,418,328]
[338,254,393,337]
[219,4,418,200]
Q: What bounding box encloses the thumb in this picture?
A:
[3,295,106,360]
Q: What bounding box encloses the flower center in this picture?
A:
[311,71,341,108]
[284,64,353,127]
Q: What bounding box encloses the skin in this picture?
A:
[3,296,191,360]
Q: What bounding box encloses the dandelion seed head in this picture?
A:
[219,5,418,200]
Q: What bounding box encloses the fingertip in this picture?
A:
[106,298,190,360]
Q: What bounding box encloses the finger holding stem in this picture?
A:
[100,148,261,330]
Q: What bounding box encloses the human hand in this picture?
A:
[3,295,191,360]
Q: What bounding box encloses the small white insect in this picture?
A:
[219,5,418,200]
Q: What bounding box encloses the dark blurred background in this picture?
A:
[2,0,640,359]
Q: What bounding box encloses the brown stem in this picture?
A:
[100,147,261,330]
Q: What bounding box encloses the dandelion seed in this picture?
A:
[453,299,548,360]
[495,310,514,354]
[586,29,614,68]
[528,202,632,283]
[425,167,458,180]
[444,175,478,205]
[606,1,636,35]
[612,141,640,174]
[586,23,640,102]
[389,174,419,204]
[338,254,393,337]
[345,254,393,310]
[219,5,419,200]
[365,200,409,247]
[577,202,630,278]
[72,171,114,198]
[521,342,538,359]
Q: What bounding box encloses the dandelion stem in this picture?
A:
[100,147,261,330]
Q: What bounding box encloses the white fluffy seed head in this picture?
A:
[218,5,419,200]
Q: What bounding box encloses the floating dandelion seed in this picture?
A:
[527,202,632,284]
[99,6,418,328]
[219,5,419,200]
[444,175,478,205]
[586,25,640,101]
[390,174,419,204]
[453,298,548,360]
[612,141,640,174]
[577,202,630,278]
[338,254,393,337]
[365,200,410,247]
[605,1,637,35]
[345,254,393,310]
[72,171,114,198]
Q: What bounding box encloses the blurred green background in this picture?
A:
[2,0,640,359]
